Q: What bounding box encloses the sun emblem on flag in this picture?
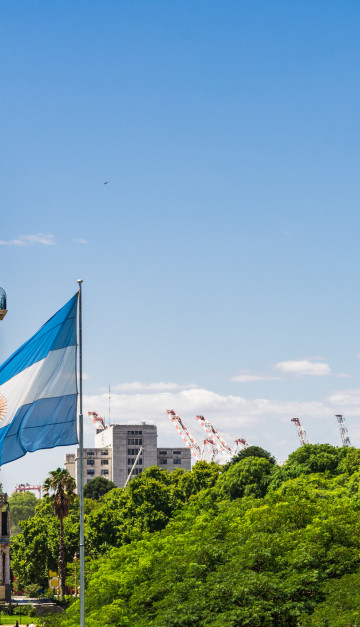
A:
[0,395,7,421]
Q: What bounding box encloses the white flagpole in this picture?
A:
[77,279,85,627]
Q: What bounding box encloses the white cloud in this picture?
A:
[73,238,87,244]
[83,385,344,450]
[274,359,331,377]
[112,382,197,392]
[0,233,55,246]
[231,372,281,383]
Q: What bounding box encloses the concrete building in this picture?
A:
[65,422,191,490]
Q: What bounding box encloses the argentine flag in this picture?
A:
[0,294,78,465]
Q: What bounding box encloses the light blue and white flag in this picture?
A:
[0,294,78,465]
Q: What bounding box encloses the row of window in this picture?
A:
[159,459,182,465]
[128,448,140,456]
[127,430,142,435]
[128,438,142,445]
[159,450,182,456]
[127,458,143,466]
[86,450,108,457]
[87,469,109,476]
[87,459,109,466]
[128,468,142,476]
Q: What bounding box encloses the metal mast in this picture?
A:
[166,410,202,461]
[291,417,309,446]
[335,414,351,447]
[77,279,85,627]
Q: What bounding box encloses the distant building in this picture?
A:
[65,422,191,490]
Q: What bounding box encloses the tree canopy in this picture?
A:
[9,491,37,535]
[12,445,360,625]
[83,476,116,500]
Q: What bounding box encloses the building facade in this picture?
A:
[65,422,191,490]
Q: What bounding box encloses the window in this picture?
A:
[101,470,109,476]
[127,430,142,435]
[173,451,181,455]
[138,457,143,465]
[87,451,95,456]
[87,459,94,466]
[128,438,134,445]
[101,460,108,466]
[132,468,143,476]
[101,451,108,456]
[139,439,142,445]
[159,451,167,456]
[173,459,181,465]
[128,448,139,456]
[87,469,95,476]
[128,458,135,465]
[159,459,167,465]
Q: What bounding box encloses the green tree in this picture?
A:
[303,570,360,626]
[83,476,116,500]
[217,456,275,500]
[9,491,37,535]
[227,445,276,467]
[43,468,76,598]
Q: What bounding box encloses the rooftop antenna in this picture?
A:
[335,414,351,447]
[108,384,111,427]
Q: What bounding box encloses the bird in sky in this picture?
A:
[104,181,109,185]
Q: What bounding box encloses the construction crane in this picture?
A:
[167,410,248,464]
[291,417,309,446]
[166,410,202,461]
[14,483,41,498]
[196,414,248,456]
[196,415,233,455]
[335,414,351,447]
[88,411,106,431]
[234,438,248,455]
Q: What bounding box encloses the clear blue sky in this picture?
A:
[1,1,360,492]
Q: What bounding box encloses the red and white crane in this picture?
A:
[291,417,309,446]
[234,438,248,455]
[88,411,106,431]
[167,410,248,464]
[14,483,42,498]
[196,414,248,457]
[201,437,225,463]
[196,415,232,455]
[166,410,202,461]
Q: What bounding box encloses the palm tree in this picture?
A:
[43,468,76,597]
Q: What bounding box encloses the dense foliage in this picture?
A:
[9,491,37,535]
[83,476,116,500]
[12,444,360,625]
